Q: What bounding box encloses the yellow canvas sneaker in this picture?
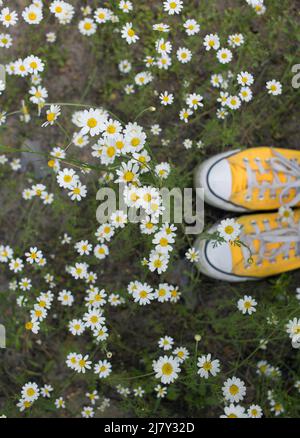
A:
[195,209,300,281]
[195,147,300,212]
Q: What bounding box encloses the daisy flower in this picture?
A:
[163,0,183,15]
[226,95,241,110]
[41,385,53,398]
[160,91,174,106]
[217,48,233,64]
[133,283,154,305]
[266,80,282,96]
[197,354,220,379]
[68,183,87,201]
[81,406,95,418]
[133,387,145,397]
[173,347,189,363]
[220,404,248,418]
[158,336,174,351]
[22,5,43,24]
[177,47,192,63]
[247,404,263,418]
[237,295,257,315]
[154,385,167,398]
[239,87,253,102]
[77,108,107,136]
[183,19,200,36]
[119,1,133,13]
[42,105,61,127]
[0,8,18,27]
[203,33,220,51]
[279,206,294,223]
[78,18,97,36]
[57,168,79,189]
[74,354,92,374]
[94,360,112,378]
[94,8,112,24]
[55,397,65,409]
[21,382,39,402]
[121,22,139,44]
[0,33,13,48]
[228,33,244,47]
[179,108,193,123]
[222,377,246,403]
[217,218,241,242]
[237,71,254,86]
[153,355,181,384]
[186,93,203,110]
[115,162,140,184]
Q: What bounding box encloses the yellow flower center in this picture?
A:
[87,118,97,128]
[131,137,140,147]
[203,361,212,371]
[154,259,162,268]
[28,12,37,21]
[27,388,35,397]
[47,112,55,122]
[158,289,166,296]
[48,159,55,168]
[107,125,116,134]
[84,22,92,30]
[162,362,173,375]
[90,316,99,324]
[229,384,239,395]
[107,146,116,158]
[124,171,134,182]
[25,322,33,330]
[224,225,234,235]
[160,237,168,247]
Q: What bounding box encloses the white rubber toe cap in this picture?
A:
[195,149,248,212]
[208,159,232,201]
[194,232,257,282]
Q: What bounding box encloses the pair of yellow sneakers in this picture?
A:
[195,147,300,281]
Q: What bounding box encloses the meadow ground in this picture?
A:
[0,0,300,418]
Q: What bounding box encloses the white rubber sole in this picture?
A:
[195,149,250,213]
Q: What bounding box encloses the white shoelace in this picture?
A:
[245,149,300,206]
[241,219,300,267]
